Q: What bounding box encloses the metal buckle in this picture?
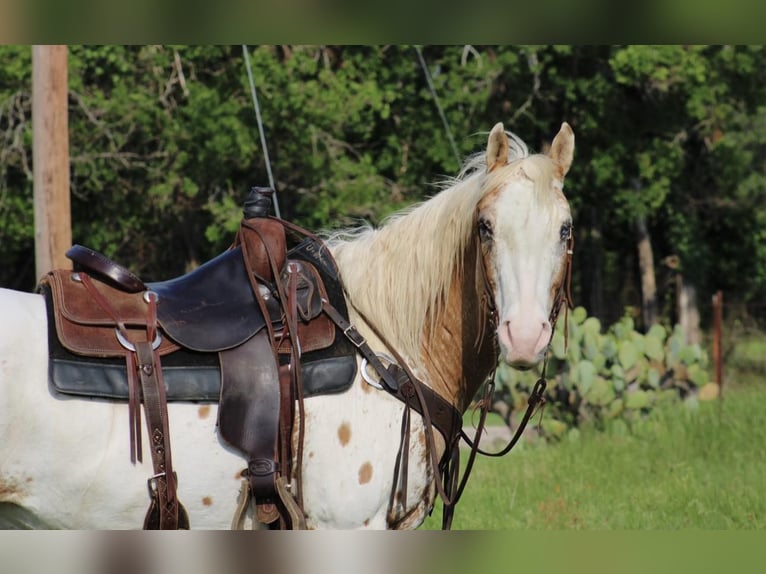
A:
[146,472,166,495]
[343,325,366,348]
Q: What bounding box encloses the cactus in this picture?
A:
[618,340,639,370]
[645,328,665,362]
[493,307,712,441]
[625,389,651,410]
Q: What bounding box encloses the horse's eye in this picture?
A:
[560,221,572,242]
[478,218,493,242]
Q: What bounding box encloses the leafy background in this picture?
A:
[2,47,766,389]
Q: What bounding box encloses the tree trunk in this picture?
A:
[677,275,701,345]
[635,215,658,328]
[585,207,605,320]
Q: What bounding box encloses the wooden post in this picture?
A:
[712,290,724,395]
[33,45,72,280]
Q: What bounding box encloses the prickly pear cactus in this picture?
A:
[495,307,711,440]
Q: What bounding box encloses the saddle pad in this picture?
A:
[49,355,357,402]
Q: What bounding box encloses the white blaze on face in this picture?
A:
[483,176,569,368]
[479,121,574,369]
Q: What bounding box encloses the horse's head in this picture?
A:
[477,122,574,369]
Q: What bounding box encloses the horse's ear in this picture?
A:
[486,122,509,172]
[549,122,575,179]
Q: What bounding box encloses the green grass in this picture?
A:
[422,387,766,529]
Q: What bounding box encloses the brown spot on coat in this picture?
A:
[358,462,373,485]
[198,405,211,419]
[338,422,352,446]
[202,496,213,506]
[0,475,26,501]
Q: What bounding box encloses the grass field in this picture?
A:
[422,384,766,529]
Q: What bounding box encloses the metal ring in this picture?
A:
[115,328,162,352]
[360,352,395,390]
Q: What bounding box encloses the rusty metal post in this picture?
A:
[712,290,723,396]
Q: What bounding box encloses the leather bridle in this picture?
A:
[442,221,574,527]
[334,216,575,529]
[463,226,574,459]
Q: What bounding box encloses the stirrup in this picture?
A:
[231,479,252,530]
[230,477,307,529]
[275,476,306,530]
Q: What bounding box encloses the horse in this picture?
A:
[0,121,574,529]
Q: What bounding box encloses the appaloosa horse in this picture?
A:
[0,121,574,529]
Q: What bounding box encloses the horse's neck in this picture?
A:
[420,240,497,412]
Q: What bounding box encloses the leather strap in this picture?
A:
[135,340,188,529]
[321,300,462,447]
[320,301,400,391]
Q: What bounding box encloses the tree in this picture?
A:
[2,44,765,338]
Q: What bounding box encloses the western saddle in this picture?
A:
[40,187,465,530]
[40,187,364,529]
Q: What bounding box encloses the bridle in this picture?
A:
[464,223,575,459]
[330,211,575,529]
[431,219,575,528]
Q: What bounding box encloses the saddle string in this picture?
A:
[78,272,186,527]
[387,387,411,523]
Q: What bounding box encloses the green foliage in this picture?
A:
[2,44,766,324]
[496,307,711,440]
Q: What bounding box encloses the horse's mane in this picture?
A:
[326,131,558,364]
